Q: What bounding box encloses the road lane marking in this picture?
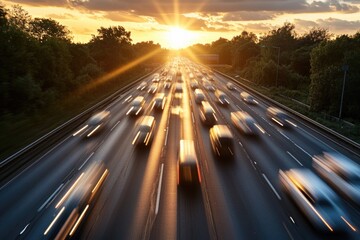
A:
[38,183,64,212]
[123,95,132,103]
[290,216,295,224]
[280,132,312,158]
[111,121,120,131]
[191,112,195,123]
[19,223,29,235]
[262,173,281,200]
[155,163,164,215]
[78,152,94,170]
[283,222,295,240]
[287,151,303,166]
[164,127,169,146]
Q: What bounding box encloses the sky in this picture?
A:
[2,0,360,49]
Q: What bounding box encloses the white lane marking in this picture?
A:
[290,216,295,224]
[280,131,312,158]
[155,163,164,215]
[111,121,120,131]
[191,112,195,123]
[283,222,295,240]
[287,151,303,166]
[164,127,169,146]
[262,173,281,200]
[78,152,94,170]
[19,223,29,235]
[38,183,64,212]
[123,95,132,103]
[238,141,243,147]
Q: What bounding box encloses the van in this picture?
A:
[177,140,201,186]
[199,101,217,126]
[132,116,155,147]
[194,89,205,104]
[209,125,234,159]
[127,96,145,116]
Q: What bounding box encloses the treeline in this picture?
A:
[183,23,360,120]
[0,5,166,115]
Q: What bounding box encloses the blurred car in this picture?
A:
[279,168,354,233]
[177,140,201,186]
[313,152,360,205]
[194,89,205,104]
[215,90,230,106]
[240,91,257,105]
[226,82,235,90]
[200,101,217,126]
[152,93,166,110]
[175,83,183,93]
[24,162,108,239]
[190,80,198,89]
[126,96,145,116]
[266,107,289,127]
[132,116,155,147]
[73,111,110,138]
[163,81,171,89]
[209,125,234,159]
[231,111,260,135]
[148,83,158,94]
[204,81,215,92]
[137,81,147,91]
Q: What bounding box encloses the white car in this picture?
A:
[313,152,360,205]
[279,168,354,233]
[231,111,261,135]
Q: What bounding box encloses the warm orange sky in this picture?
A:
[2,0,360,49]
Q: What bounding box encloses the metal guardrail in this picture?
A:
[0,69,159,183]
[214,70,360,152]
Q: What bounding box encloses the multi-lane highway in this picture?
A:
[1,58,360,240]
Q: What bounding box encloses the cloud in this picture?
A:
[104,11,147,23]
[222,11,278,21]
[294,17,360,33]
[46,13,75,19]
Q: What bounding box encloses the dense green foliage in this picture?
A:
[183,23,360,120]
[0,5,165,116]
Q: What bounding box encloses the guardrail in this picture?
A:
[214,70,360,152]
[0,69,159,184]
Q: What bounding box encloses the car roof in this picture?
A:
[287,168,337,201]
[211,125,233,139]
[179,140,197,164]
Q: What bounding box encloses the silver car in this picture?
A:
[279,168,355,233]
[313,152,360,205]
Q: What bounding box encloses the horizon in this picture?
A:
[2,0,360,49]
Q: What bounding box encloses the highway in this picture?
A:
[1,58,360,240]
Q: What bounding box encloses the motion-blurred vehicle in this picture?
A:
[240,91,257,105]
[148,83,158,94]
[175,83,183,93]
[152,93,166,110]
[190,80,198,89]
[231,111,261,135]
[203,80,216,92]
[24,162,108,239]
[132,116,155,147]
[215,90,230,106]
[137,81,147,91]
[279,168,354,233]
[226,82,235,90]
[200,101,217,126]
[194,89,205,104]
[313,152,360,205]
[163,81,171,89]
[209,125,234,159]
[73,111,110,138]
[177,140,201,186]
[176,70,182,76]
[126,96,145,116]
[266,107,289,127]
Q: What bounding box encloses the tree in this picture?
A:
[89,26,133,72]
[30,18,71,42]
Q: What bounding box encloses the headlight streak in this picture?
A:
[341,216,357,232]
[44,206,65,235]
[132,132,140,145]
[126,106,134,115]
[56,173,84,208]
[92,169,109,194]
[73,125,88,136]
[69,205,89,236]
[87,124,101,137]
[272,117,284,127]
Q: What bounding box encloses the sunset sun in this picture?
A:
[166,27,195,49]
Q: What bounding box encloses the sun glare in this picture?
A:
[166,27,195,49]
